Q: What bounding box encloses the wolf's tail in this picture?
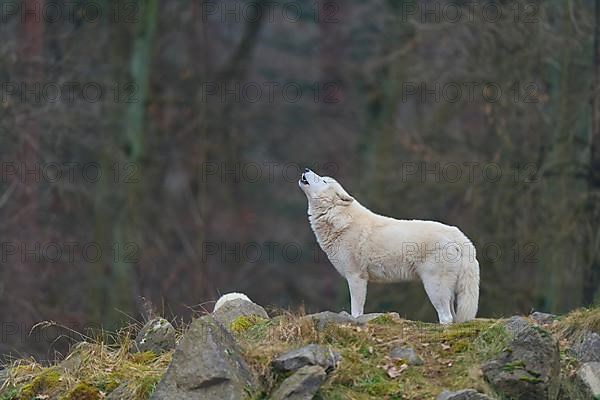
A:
[454,242,480,323]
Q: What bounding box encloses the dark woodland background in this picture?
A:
[1,0,599,361]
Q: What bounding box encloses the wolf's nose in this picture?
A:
[304,168,310,173]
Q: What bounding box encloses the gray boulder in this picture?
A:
[436,389,492,400]
[482,318,560,400]
[132,318,176,354]
[570,330,600,363]
[212,298,269,332]
[272,344,341,373]
[530,311,557,326]
[150,316,257,400]
[388,345,424,366]
[576,362,600,398]
[305,311,357,330]
[355,312,400,325]
[269,365,326,400]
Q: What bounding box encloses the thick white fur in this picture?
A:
[214,292,252,312]
[299,170,480,324]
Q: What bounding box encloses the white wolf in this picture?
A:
[298,168,479,324]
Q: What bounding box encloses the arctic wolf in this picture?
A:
[298,168,480,324]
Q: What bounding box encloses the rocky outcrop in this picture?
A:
[269,365,327,400]
[212,298,269,332]
[150,316,256,400]
[529,312,557,326]
[272,344,341,373]
[482,317,560,400]
[436,389,492,400]
[131,317,176,354]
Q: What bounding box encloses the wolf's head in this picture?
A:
[298,168,354,211]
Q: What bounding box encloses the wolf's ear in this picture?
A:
[335,191,354,205]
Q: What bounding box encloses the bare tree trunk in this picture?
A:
[108,0,159,327]
[585,0,600,304]
[16,0,45,318]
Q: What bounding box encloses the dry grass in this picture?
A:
[550,306,600,340]
[0,324,174,400]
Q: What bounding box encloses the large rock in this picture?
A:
[132,318,176,354]
[150,316,257,400]
[212,298,269,332]
[481,318,560,400]
[272,344,341,373]
[269,365,326,400]
[436,389,492,400]
[388,345,424,366]
[305,311,358,331]
[576,362,600,398]
[570,330,600,363]
[529,312,557,326]
[353,312,401,325]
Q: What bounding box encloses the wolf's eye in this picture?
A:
[322,180,326,183]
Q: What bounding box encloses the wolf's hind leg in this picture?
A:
[347,275,367,317]
[422,276,454,324]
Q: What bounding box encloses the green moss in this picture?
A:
[18,369,62,400]
[93,375,120,393]
[354,373,399,397]
[501,360,525,372]
[230,315,267,334]
[63,383,101,400]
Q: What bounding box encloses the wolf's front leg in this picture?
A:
[347,276,367,317]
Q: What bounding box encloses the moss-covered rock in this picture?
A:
[18,369,62,400]
[63,383,101,400]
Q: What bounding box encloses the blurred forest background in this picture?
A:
[0,0,599,361]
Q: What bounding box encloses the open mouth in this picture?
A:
[300,173,309,185]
